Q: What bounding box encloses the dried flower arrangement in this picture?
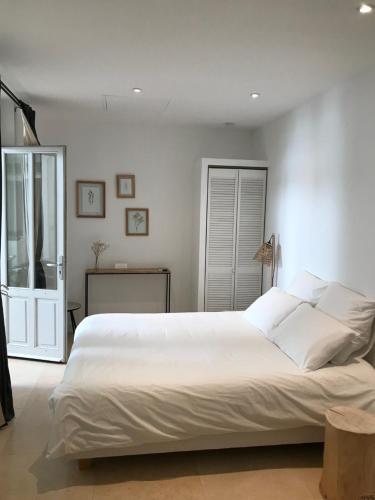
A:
[91,240,109,269]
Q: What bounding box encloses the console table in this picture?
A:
[84,267,171,316]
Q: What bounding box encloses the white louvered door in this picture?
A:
[204,167,266,312]
[205,169,238,311]
[234,169,267,310]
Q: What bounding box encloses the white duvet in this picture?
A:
[47,312,375,459]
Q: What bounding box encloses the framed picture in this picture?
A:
[126,208,149,236]
[76,180,106,218]
[117,174,135,198]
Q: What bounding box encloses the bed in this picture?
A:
[47,310,375,462]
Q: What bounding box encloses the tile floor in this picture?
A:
[0,358,324,499]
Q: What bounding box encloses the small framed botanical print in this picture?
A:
[117,174,135,198]
[76,180,106,218]
[126,208,149,236]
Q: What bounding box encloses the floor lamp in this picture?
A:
[254,234,276,288]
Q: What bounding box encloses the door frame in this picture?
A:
[1,146,67,362]
[196,158,268,312]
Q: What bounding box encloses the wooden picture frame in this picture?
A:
[125,208,149,236]
[116,174,135,198]
[76,180,106,218]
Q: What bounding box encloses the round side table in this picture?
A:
[67,301,81,333]
[320,406,375,500]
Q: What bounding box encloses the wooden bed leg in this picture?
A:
[78,458,92,470]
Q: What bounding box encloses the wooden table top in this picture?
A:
[85,267,170,274]
[67,301,81,311]
[326,406,375,435]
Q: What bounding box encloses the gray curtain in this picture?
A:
[34,159,46,289]
[19,101,39,146]
[0,197,15,424]
[0,82,38,424]
[0,78,15,424]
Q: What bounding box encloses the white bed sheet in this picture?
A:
[47,312,375,459]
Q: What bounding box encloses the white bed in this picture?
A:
[47,311,375,460]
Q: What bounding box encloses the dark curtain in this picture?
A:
[0,300,14,423]
[0,79,15,424]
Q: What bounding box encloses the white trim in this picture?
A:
[201,158,268,168]
[197,158,269,311]
[8,351,65,362]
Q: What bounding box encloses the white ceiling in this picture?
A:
[1,0,375,128]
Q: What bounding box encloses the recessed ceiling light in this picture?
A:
[133,87,143,94]
[358,3,373,14]
[250,92,261,100]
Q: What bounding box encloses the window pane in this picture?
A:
[6,154,30,288]
[34,154,57,290]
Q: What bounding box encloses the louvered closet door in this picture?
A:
[205,168,238,311]
[234,169,266,310]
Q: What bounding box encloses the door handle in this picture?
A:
[46,257,65,280]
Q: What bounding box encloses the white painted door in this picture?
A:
[234,169,267,310]
[1,147,66,362]
[205,168,238,311]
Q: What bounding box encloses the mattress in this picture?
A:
[47,311,375,459]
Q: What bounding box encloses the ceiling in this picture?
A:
[1,0,375,128]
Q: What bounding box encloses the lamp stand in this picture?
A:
[270,233,276,287]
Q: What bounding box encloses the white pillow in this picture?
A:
[334,319,375,365]
[286,270,328,305]
[243,287,303,335]
[270,303,357,370]
[316,282,375,360]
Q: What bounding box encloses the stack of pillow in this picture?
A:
[243,271,375,370]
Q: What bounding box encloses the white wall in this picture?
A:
[37,115,255,320]
[252,67,375,296]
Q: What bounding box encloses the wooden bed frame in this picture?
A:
[79,459,92,470]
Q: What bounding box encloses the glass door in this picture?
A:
[1,147,66,361]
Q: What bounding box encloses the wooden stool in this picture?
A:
[67,301,81,333]
[320,406,375,500]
